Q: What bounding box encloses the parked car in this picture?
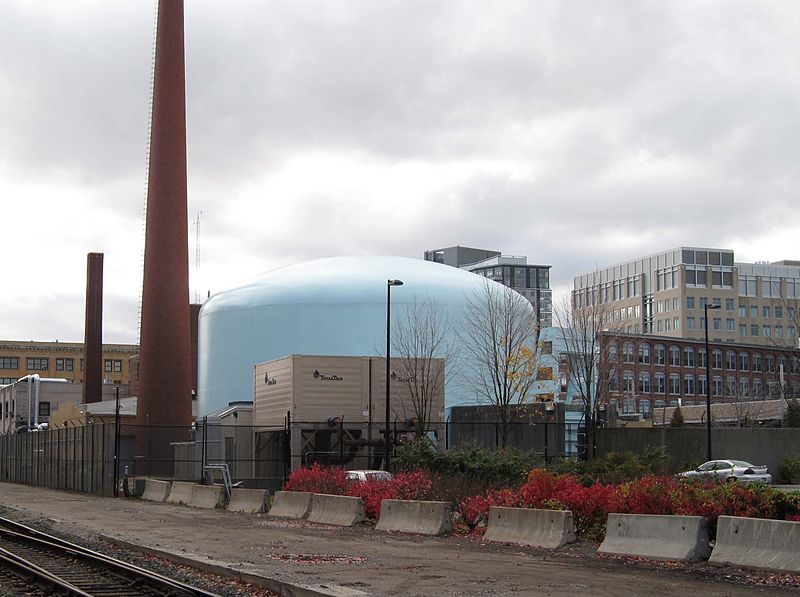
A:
[677,460,772,485]
[346,470,393,483]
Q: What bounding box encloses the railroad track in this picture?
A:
[0,516,221,596]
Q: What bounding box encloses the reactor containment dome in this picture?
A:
[197,255,526,415]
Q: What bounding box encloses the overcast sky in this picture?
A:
[2,0,799,344]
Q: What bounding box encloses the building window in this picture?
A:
[623,399,636,414]
[687,297,695,309]
[655,373,665,394]
[38,402,50,417]
[655,345,665,366]
[700,297,708,309]
[753,353,762,372]
[684,347,695,368]
[726,351,736,371]
[699,376,708,396]
[776,325,784,338]
[669,374,681,395]
[105,360,113,372]
[640,399,651,416]
[712,349,723,369]
[750,305,758,318]
[751,324,760,337]
[763,306,771,318]
[638,373,651,394]
[739,324,747,337]
[725,298,734,311]
[739,352,749,371]
[776,306,783,319]
[739,378,750,397]
[673,317,680,330]
[623,371,635,394]
[684,375,695,395]
[623,342,635,364]
[113,360,122,373]
[638,344,651,365]
[766,354,775,373]
[687,317,696,330]
[752,379,762,398]
[713,376,723,396]
[713,317,721,331]
[27,358,48,371]
[669,346,680,367]
[738,305,746,318]
[726,318,734,332]
[698,349,707,369]
[0,357,18,370]
[655,399,666,409]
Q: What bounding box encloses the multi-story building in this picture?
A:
[0,341,139,387]
[600,332,800,420]
[573,247,800,349]
[425,245,553,328]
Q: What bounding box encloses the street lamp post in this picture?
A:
[385,279,403,471]
[704,303,721,461]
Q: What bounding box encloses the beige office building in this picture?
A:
[254,354,445,470]
[573,247,800,348]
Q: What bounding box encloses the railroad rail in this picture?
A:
[0,516,221,596]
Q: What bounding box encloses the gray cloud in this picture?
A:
[1,0,799,343]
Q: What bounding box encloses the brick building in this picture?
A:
[600,332,800,420]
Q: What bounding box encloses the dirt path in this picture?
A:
[0,483,797,596]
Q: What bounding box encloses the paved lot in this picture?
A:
[0,483,798,596]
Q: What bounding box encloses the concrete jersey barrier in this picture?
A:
[140,479,171,503]
[710,515,800,572]
[484,507,576,548]
[226,488,269,514]
[599,513,711,561]
[166,481,195,505]
[268,491,313,519]
[188,484,224,509]
[307,493,365,526]
[376,500,453,536]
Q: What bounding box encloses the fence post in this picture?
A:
[113,386,121,497]
[544,420,549,464]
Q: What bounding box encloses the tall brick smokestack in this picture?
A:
[82,252,104,404]
[138,0,192,427]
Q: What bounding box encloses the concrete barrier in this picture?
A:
[140,479,171,503]
[268,491,313,519]
[484,507,576,548]
[188,484,224,509]
[227,488,269,514]
[166,481,195,505]
[710,515,800,572]
[376,500,453,536]
[307,494,365,526]
[599,513,711,561]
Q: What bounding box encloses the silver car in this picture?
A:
[678,460,772,485]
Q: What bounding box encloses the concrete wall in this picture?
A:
[596,427,800,478]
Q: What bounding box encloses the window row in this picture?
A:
[612,342,797,374]
[611,372,785,398]
[739,276,800,299]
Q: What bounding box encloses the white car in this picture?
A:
[678,460,772,485]
[346,470,393,483]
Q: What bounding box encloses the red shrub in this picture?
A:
[347,470,434,520]
[283,464,349,495]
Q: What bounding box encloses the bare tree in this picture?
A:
[553,274,619,459]
[459,280,540,447]
[391,299,460,437]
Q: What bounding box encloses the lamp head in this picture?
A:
[387,279,404,286]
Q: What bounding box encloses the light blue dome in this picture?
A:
[197,256,514,415]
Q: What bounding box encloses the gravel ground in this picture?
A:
[1,483,799,596]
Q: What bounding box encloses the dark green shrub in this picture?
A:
[547,447,673,485]
[780,454,800,484]
[785,399,800,428]
[670,407,685,427]
[393,439,542,489]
